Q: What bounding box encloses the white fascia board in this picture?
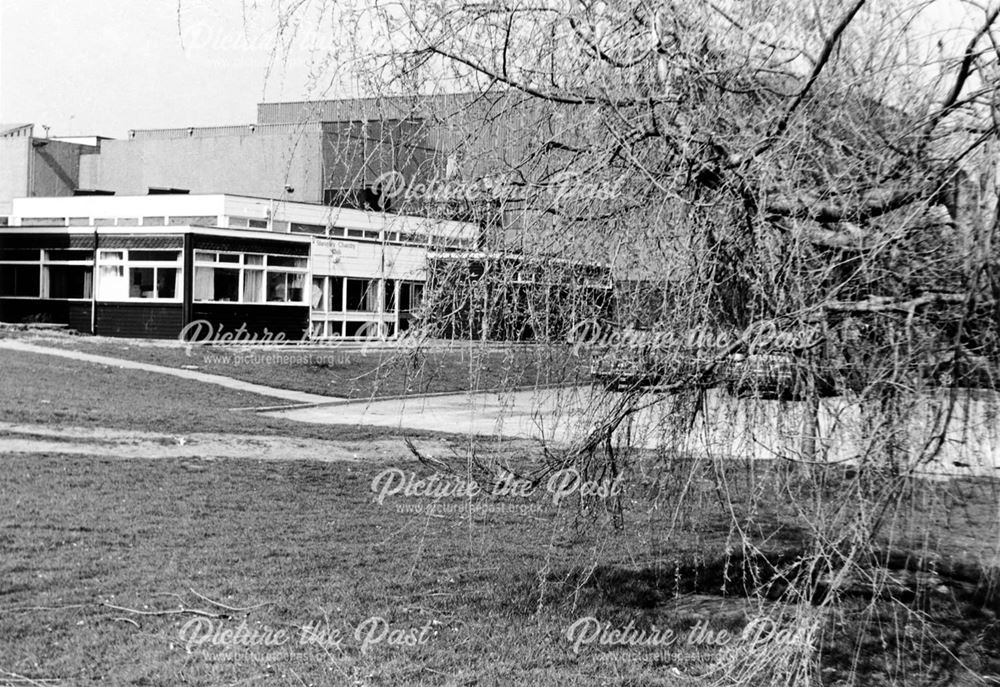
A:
[11,195,229,219]
[0,225,311,244]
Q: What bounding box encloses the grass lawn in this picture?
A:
[20,330,592,399]
[0,347,444,442]
[1,338,998,686]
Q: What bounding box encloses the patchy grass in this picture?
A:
[0,347,444,442]
[2,335,999,686]
[18,331,591,399]
[2,447,998,685]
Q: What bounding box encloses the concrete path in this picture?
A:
[267,385,1000,478]
[0,339,339,405]
[265,386,598,441]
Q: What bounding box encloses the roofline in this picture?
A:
[0,225,313,242]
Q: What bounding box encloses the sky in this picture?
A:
[0,0,337,137]
[0,0,983,140]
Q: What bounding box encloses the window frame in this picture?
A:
[95,248,183,302]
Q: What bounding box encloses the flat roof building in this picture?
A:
[0,194,477,340]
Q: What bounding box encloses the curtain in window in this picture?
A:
[194,267,214,301]
[97,265,127,300]
[243,269,263,303]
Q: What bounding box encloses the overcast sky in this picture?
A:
[0,0,983,139]
[0,0,335,137]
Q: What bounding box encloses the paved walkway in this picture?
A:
[266,386,1000,478]
[0,339,339,405]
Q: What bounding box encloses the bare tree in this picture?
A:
[264,1,1000,683]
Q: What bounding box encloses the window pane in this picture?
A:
[46,249,91,262]
[131,250,180,262]
[266,272,287,302]
[47,265,92,299]
[346,278,374,312]
[0,265,40,296]
[194,267,214,301]
[156,268,179,299]
[195,251,216,263]
[243,269,263,303]
[215,268,238,301]
[330,277,343,311]
[292,223,326,235]
[287,273,304,302]
[98,265,127,299]
[312,277,326,311]
[218,253,239,263]
[268,255,307,269]
[19,218,65,227]
[245,254,264,266]
[384,280,396,311]
[99,250,124,262]
[1,249,41,262]
[130,267,156,298]
[168,215,215,226]
[399,282,411,312]
[194,266,236,301]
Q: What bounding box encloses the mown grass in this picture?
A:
[1,451,998,686]
[2,337,999,686]
[0,347,444,442]
[20,331,591,399]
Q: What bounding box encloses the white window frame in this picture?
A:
[96,249,183,302]
[194,250,308,305]
[42,249,94,300]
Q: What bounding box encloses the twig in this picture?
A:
[101,601,226,619]
[188,588,268,613]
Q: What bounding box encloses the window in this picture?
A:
[384,280,396,311]
[42,250,94,300]
[345,278,378,312]
[194,250,304,304]
[0,264,41,296]
[346,229,381,241]
[292,223,326,236]
[267,272,304,303]
[267,255,307,269]
[312,276,344,312]
[19,218,65,227]
[195,265,238,301]
[46,265,93,299]
[243,269,263,303]
[96,249,181,301]
[47,250,91,261]
[0,249,42,297]
[168,215,216,226]
[399,282,423,312]
[312,277,326,311]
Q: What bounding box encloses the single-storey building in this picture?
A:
[0,194,477,340]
